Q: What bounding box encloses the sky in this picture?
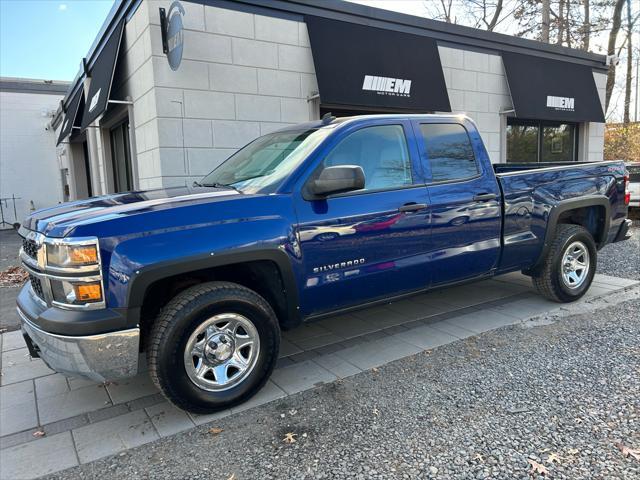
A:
[0,0,115,81]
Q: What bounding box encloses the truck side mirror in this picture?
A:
[308,165,365,197]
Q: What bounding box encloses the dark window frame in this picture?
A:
[507,118,579,163]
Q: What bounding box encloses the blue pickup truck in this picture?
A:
[17,114,632,413]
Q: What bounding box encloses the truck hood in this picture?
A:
[23,186,241,237]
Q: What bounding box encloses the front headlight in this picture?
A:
[47,243,99,267]
[51,279,103,305]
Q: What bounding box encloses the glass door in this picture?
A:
[109,119,133,192]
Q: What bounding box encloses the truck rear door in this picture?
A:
[412,120,502,285]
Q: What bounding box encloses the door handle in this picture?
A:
[473,193,497,202]
[398,203,428,213]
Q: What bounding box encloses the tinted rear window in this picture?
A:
[627,164,640,182]
[419,124,479,182]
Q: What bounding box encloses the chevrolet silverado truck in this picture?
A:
[17,115,632,413]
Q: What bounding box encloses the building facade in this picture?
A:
[54,0,608,199]
[0,78,69,228]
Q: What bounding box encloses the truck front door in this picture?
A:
[413,121,502,285]
[294,121,431,317]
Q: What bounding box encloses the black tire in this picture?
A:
[532,224,597,303]
[147,282,280,413]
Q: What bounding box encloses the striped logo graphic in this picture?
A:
[362,75,412,97]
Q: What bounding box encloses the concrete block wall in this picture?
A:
[438,46,512,164]
[0,91,64,224]
[587,71,607,161]
[134,0,318,188]
[82,0,157,194]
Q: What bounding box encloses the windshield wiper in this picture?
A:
[201,182,242,193]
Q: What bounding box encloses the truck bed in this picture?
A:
[494,160,628,273]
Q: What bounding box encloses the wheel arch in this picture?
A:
[126,248,301,338]
[526,196,610,274]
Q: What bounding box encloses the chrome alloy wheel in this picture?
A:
[183,313,260,391]
[561,241,590,289]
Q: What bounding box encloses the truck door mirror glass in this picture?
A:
[309,165,365,197]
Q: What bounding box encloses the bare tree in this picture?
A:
[606,0,627,113]
[623,0,634,123]
[426,0,456,23]
[582,0,590,51]
[557,0,566,45]
[541,0,551,42]
[465,0,504,31]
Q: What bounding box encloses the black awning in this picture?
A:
[305,16,451,113]
[502,52,605,123]
[80,19,125,129]
[56,87,84,145]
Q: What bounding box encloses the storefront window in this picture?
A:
[506,124,538,163]
[507,119,577,163]
[541,124,575,162]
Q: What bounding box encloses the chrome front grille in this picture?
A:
[23,238,39,259]
[29,274,45,301]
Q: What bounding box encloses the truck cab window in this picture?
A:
[419,123,478,182]
[323,125,413,191]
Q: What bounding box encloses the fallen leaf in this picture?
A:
[32,430,45,438]
[566,448,579,456]
[0,266,28,287]
[283,432,297,444]
[547,452,561,464]
[527,459,549,476]
[372,367,379,373]
[615,443,640,461]
[208,427,224,436]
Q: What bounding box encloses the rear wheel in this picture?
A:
[532,224,596,303]
[147,282,280,413]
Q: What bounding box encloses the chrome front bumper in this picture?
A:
[18,307,140,382]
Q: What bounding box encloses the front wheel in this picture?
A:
[147,282,280,413]
[532,224,597,303]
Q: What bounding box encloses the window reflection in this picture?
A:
[542,125,575,162]
[507,120,576,163]
[420,123,479,181]
[506,124,538,163]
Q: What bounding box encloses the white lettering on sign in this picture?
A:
[167,29,183,54]
[88,88,101,113]
[362,75,412,97]
[546,95,575,111]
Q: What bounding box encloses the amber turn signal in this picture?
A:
[73,282,103,302]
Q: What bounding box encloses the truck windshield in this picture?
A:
[200,128,331,193]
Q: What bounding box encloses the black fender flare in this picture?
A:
[525,196,610,274]
[125,247,300,328]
